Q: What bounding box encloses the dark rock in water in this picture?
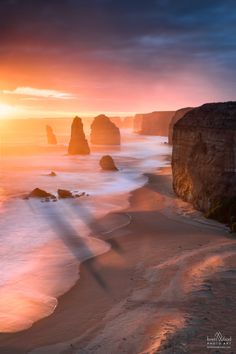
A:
[46,125,57,145]
[99,155,118,171]
[58,189,74,198]
[68,117,90,155]
[168,107,193,145]
[172,101,236,228]
[74,192,86,197]
[47,171,57,177]
[29,188,56,199]
[90,115,120,145]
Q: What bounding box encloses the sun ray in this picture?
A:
[0,103,16,119]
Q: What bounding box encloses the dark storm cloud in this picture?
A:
[1,0,236,83]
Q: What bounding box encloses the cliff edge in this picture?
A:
[168,107,193,144]
[172,102,236,228]
[134,111,175,136]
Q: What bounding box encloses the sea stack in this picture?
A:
[133,111,175,136]
[46,125,57,145]
[168,107,193,144]
[90,115,120,145]
[172,102,236,226]
[68,117,90,155]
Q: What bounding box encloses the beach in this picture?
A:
[1,0,236,352]
[0,165,235,354]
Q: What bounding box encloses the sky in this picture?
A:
[0,0,236,118]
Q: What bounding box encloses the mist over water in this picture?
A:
[0,129,171,332]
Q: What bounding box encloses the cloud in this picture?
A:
[0,0,236,109]
[2,87,74,100]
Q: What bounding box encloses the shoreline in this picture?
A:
[0,165,236,353]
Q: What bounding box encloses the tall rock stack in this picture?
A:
[90,114,120,145]
[172,102,236,225]
[46,125,57,145]
[168,107,193,144]
[68,117,90,155]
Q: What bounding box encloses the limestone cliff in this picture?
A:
[168,107,193,144]
[68,117,90,155]
[90,115,120,145]
[134,111,175,136]
[121,116,134,129]
[133,114,143,133]
[172,102,236,227]
[46,125,57,145]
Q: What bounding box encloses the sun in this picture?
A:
[0,103,15,118]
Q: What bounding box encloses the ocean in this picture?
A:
[0,125,171,332]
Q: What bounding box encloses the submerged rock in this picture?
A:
[172,101,236,228]
[47,171,57,177]
[46,125,57,145]
[68,117,90,155]
[90,115,120,145]
[57,189,74,198]
[99,155,118,171]
[29,188,56,199]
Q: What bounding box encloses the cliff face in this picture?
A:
[133,114,143,133]
[172,102,236,223]
[168,107,193,144]
[90,114,120,145]
[121,116,134,129]
[46,125,57,145]
[68,117,90,155]
[134,111,175,136]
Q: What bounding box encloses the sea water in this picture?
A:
[0,129,171,332]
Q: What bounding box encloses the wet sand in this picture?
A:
[0,166,236,354]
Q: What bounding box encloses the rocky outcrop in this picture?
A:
[133,111,175,136]
[68,117,90,155]
[168,107,193,144]
[47,171,57,177]
[90,115,120,145]
[99,155,118,171]
[133,114,144,133]
[29,188,56,199]
[46,125,57,145]
[172,102,236,227]
[57,189,73,198]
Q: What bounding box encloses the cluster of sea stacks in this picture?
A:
[44,103,236,231]
[48,115,121,154]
